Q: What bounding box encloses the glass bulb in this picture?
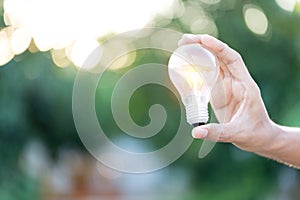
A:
[168,44,219,126]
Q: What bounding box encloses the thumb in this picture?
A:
[191,123,234,142]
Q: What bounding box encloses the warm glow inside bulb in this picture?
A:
[180,65,204,91]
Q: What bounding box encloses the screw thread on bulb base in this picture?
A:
[186,103,209,126]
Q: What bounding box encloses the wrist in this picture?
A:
[256,120,285,159]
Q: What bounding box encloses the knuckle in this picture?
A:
[231,50,242,61]
[217,124,232,142]
[249,82,261,96]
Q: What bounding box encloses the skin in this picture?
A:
[178,34,300,168]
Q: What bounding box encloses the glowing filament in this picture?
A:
[181,65,204,91]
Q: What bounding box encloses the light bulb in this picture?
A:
[168,44,219,127]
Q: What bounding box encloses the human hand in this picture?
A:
[178,34,277,154]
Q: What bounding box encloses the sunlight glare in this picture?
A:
[275,0,296,12]
[2,0,176,67]
[200,0,220,5]
[190,16,218,36]
[109,51,136,70]
[243,5,269,36]
[179,5,205,27]
[51,49,71,68]
[0,28,14,66]
[70,39,102,70]
[11,27,31,55]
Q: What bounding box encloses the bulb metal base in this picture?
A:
[186,102,209,126]
[192,122,205,127]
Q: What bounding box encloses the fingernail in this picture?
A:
[192,128,208,139]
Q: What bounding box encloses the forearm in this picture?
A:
[257,122,300,168]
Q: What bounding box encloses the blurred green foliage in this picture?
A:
[1,0,300,199]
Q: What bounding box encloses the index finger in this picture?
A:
[177,34,202,46]
[179,34,252,81]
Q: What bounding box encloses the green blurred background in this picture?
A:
[1,0,300,199]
